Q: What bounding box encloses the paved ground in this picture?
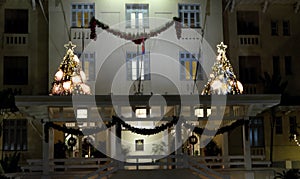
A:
[109,169,201,179]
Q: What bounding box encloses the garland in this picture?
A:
[89,16,182,44]
[183,119,248,137]
[112,116,179,135]
[44,121,115,142]
[44,117,246,142]
[43,116,179,142]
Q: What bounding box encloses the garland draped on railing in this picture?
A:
[89,16,182,43]
[183,119,248,137]
[112,116,179,135]
[43,116,179,142]
[44,117,246,142]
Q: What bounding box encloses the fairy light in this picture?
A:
[293,134,300,147]
[202,42,243,95]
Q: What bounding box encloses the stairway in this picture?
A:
[109,169,202,179]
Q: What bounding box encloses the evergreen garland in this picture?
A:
[43,116,246,142]
[183,119,248,137]
[89,16,182,43]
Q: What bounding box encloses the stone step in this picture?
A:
[109,169,202,179]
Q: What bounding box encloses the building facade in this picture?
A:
[0,0,299,179]
[223,0,300,169]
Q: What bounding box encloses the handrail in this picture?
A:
[79,160,118,179]
[124,154,184,170]
[188,155,230,179]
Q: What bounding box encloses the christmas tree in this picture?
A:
[201,42,243,95]
[50,41,91,95]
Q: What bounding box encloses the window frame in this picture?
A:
[179,52,202,81]
[76,52,96,81]
[71,3,95,28]
[272,56,280,75]
[275,116,283,135]
[282,20,290,36]
[284,56,292,75]
[125,4,149,29]
[126,51,150,81]
[271,20,279,36]
[178,4,200,28]
[289,116,297,134]
[3,119,27,151]
[4,9,28,34]
[3,56,28,85]
[249,117,265,147]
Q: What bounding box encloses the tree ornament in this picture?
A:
[67,136,77,147]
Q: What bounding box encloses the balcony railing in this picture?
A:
[70,28,91,41]
[3,33,28,46]
[238,35,260,46]
[243,84,264,94]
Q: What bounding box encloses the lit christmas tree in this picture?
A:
[201,42,243,95]
[50,41,91,95]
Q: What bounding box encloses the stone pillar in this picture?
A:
[222,132,229,168]
[111,122,123,162]
[42,122,53,179]
[243,117,254,179]
[175,118,182,168]
[175,119,182,155]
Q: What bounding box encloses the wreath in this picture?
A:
[67,136,77,147]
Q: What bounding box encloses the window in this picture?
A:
[239,56,261,84]
[178,4,200,28]
[273,56,280,75]
[271,21,278,36]
[79,52,95,81]
[289,116,297,134]
[285,56,292,75]
[135,139,144,151]
[3,119,27,151]
[71,3,95,27]
[249,117,264,147]
[5,9,28,34]
[283,20,290,36]
[179,52,202,80]
[4,56,28,85]
[126,4,149,29]
[275,117,283,134]
[237,11,259,35]
[126,52,150,80]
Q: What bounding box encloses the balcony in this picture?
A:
[243,84,264,94]
[70,28,92,41]
[238,35,260,46]
[3,33,28,46]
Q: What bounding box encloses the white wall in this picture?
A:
[48,0,224,95]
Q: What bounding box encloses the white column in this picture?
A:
[110,126,116,158]
[42,122,53,179]
[175,119,182,155]
[243,117,252,171]
[175,118,182,169]
[111,123,123,162]
[222,132,229,168]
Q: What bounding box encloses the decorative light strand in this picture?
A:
[293,134,300,147]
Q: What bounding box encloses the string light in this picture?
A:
[202,42,243,95]
[293,134,300,147]
[50,41,91,96]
